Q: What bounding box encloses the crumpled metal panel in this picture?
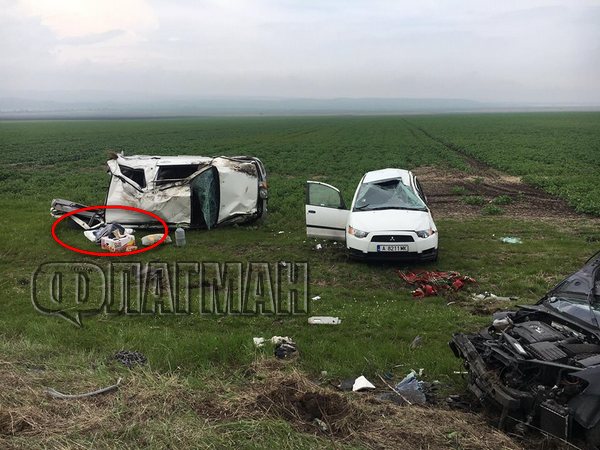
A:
[212,158,258,223]
[105,160,191,225]
[104,155,260,226]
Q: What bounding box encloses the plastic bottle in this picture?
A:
[175,227,186,247]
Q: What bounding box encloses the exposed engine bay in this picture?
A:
[451,251,600,446]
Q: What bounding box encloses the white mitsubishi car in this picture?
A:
[305,168,438,261]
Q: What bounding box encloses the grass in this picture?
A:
[482,204,504,215]
[0,113,599,448]
[491,195,513,206]
[406,112,600,214]
[451,186,469,196]
[463,195,486,206]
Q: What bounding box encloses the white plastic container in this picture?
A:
[175,227,186,247]
[308,316,341,325]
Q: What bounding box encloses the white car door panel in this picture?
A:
[305,181,347,241]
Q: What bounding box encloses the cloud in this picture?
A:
[58,29,126,45]
[16,0,157,38]
[1,0,598,103]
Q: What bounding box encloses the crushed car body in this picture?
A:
[450,250,600,446]
[51,153,268,229]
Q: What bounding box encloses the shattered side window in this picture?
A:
[191,167,219,229]
[156,165,200,185]
[119,165,146,188]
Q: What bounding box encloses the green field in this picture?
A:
[1,113,599,448]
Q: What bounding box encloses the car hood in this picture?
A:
[545,251,600,300]
[348,209,432,232]
[538,250,600,330]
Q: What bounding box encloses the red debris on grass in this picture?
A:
[397,271,476,298]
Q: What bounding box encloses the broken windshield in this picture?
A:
[545,296,600,329]
[353,179,427,212]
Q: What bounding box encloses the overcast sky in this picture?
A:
[1,0,599,104]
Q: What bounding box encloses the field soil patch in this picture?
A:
[0,356,529,450]
[414,165,581,219]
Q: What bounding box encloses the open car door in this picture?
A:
[305,181,348,241]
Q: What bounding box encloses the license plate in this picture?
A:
[377,244,408,252]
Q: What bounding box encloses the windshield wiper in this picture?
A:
[354,203,371,210]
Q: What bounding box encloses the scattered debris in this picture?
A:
[339,379,355,391]
[471,292,518,302]
[398,271,476,298]
[375,374,413,405]
[101,234,136,253]
[82,222,137,252]
[253,337,266,348]
[83,223,134,243]
[311,295,321,301]
[8,354,524,449]
[141,233,172,246]
[394,371,426,405]
[446,394,472,411]
[277,231,285,234]
[270,336,294,345]
[308,316,341,325]
[500,236,523,244]
[352,375,376,392]
[313,417,329,432]
[315,243,323,250]
[274,341,297,359]
[113,350,147,368]
[45,378,122,400]
[253,336,296,355]
[409,335,422,349]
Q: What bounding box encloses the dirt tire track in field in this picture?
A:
[403,120,586,220]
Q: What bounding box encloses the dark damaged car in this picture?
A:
[451,251,600,446]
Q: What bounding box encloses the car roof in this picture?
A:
[362,168,412,184]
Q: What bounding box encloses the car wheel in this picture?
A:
[425,249,438,263]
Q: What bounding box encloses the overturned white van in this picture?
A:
[51,153,268,229]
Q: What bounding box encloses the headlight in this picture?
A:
[259,181,268,199]
[416,228,435,238]
[348,226,368,238]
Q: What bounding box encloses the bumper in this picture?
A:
[348,247,438,261]
[347,231,438,261]
[450,333,530,410]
